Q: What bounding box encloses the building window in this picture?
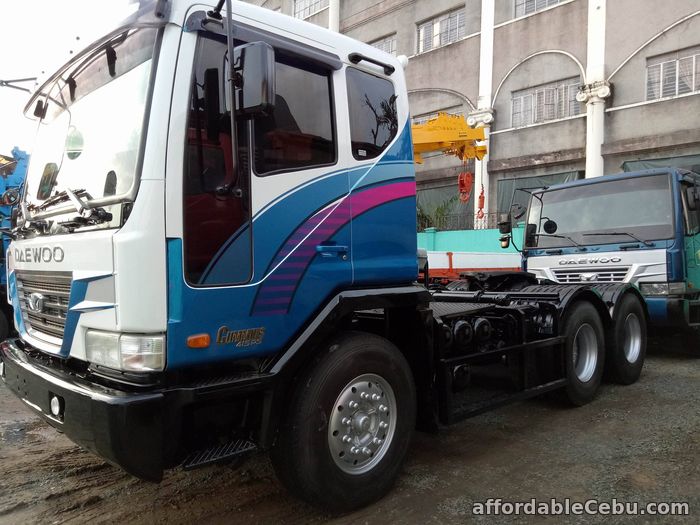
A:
[646,47,700,100]
[511,77,581,128]
[514,0,561,18]
[417,8,466,54]
[346,68,398,160]
[411,106,463,126]
[293,0,328,19]
[370,34,397,56]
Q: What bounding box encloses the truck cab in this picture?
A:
[1,0,418,483]
[519,168,700,331]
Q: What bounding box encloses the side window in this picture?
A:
[682,182,700,235]
[183,35,252,285]
[253,60,335,175]
[346,68,398,160]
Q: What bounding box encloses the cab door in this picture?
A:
[165,22,350,368]
[681,179,700,289]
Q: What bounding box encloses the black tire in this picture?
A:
[606,294,647,384]
[270,331,416,513]
[560,302,606,406]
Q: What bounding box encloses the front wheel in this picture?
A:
[561,302,606,406]
[270,331,416,512]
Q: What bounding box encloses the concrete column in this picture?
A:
[329,0,340,32]
[469,0,495,229]
[582,0,608,178]
[281,0,294,17]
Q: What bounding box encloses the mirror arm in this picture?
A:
[224,0,241,205]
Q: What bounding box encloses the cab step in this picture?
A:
[183,439,257,470]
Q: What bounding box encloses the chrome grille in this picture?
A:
[16,270,72,342]
[552,267,630,284]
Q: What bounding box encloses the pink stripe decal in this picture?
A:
[253,182,414,316]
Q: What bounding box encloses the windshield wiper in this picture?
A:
[31,187,113,230]
[582,231,654,246]
[64,187,91,217]
[535,233,583,247]
[35,188,90,211]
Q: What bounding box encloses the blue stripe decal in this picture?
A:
[59,275,110,357]
[8,272,26,336]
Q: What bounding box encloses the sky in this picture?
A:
[0,0,137,156]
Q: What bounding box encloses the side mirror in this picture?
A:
[233,42,276,117]
[686,186,699,211]
[543,219,558,234]
[499,235,510,249]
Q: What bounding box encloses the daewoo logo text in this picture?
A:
[14,246,65,263]
[558,257,622,265]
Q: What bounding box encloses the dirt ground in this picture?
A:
[1,339,698,525]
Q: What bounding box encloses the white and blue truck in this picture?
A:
[499,168,700,355]
[0,0,650,511]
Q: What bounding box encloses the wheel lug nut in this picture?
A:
[350,446,360,455]
[341,417,352,426]
[379,421,388,429]
[371,393,381,401]
[360,392,369,400]
[373,437,383,445]
[361,447,372,455]
[378,404,388,413]
[342,435,352,443]
[349,401,359,409]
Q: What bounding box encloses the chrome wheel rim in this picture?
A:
[572,323,598,383]
[328,373,396,475]
[623,313,642,363]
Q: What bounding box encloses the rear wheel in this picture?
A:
[607,294,647,384]
[561,302,605,406]
[270,331,416,512]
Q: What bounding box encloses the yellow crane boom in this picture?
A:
[411,112,487,164]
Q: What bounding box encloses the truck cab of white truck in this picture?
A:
[1,0,650,512]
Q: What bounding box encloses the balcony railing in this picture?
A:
[417,212,501,232]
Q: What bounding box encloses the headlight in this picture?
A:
[639,282,686,296]
[86,330,165,372]
[639,283,669,296]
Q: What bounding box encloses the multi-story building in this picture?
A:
[244,0,700,229]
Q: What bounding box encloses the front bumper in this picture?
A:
[1,338,278,481]
[0,339,168,481]
[645,297,700,328]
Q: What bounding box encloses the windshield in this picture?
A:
[24,27,158,216]
[526,174,674,248]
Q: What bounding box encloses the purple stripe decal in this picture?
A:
[252,182,415,316]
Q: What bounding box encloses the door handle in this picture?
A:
[316,244,349,259]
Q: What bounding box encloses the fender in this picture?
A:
[257,284,431,448]
[517,283,643,328]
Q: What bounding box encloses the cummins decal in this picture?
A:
[14,246,65,263]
